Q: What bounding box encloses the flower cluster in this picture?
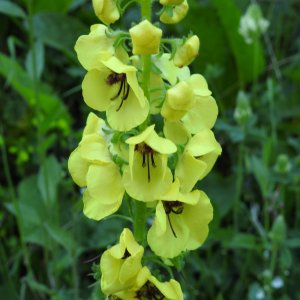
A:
[69,0,222,297]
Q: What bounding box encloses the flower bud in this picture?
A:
[174,35,200,67]
[160,0,189,24]
[274,154,291,174]
[161,81,194,121]
[129,20,162,54]
[92,0,120,25]
[234,91,252,126]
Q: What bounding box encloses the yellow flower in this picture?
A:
[82,56,149,131]
[114,267,183,300]
[129,20,162,55]
[174,35,200,68]
[75,24,127,70]
[147,179,213,258]
[160,0,189,24]
[122,125,177,202]
[163,74,218,145]
[175,129,222,192]
[100,228,144,295]
[161,81,194,121]
[92,0,120,25]
[68,113,125,220]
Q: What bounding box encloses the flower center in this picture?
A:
[106,72,130,111]
[163,201,184,238]
[122,248,131,259]
[135,143,157,183]
[136,281,164,300]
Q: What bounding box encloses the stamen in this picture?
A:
[135,143,157,183]
[136,281,164,300]
[147,153,150,182]
[151,153,156,167]
[163,201,184,238]
[167,213,177,238]
[106,72,130,111]
[110,79,124,100]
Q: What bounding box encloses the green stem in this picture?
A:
[134,201,147,242]
[234,142,245,230]
[133,0,152,243]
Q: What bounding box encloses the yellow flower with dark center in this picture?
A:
[114,266,183,300]
[68,113,125,220]
[92,0,120,25]
[122,125,177,202]
[82,56,149,131]
[175,129,222,192]
[101,228,144,294]
[147,179,213,258]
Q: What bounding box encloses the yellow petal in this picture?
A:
[184,191,213,250]
[75,24,114,70]
[163,120,190,145]
[182,96,218,133]
[175,152,207,193]
[122,160,173,202]
[83,189,122,221]
[106,88,149,131]
[86,163,124,205]
[83,112,106,136]
[92,0,120,25]
[82,68,117,111]
[68,148,89,187]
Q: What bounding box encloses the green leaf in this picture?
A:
[224,233,258,250]
[5,176,50,247]
[32,13,87,58]
[0,53,71,135]
[248,155,272,197]
[0,1,26,18]
[38,156,62,206]
[44,224,76,254]
[270,215,286,245]
[211,0,265,84]
[25,39,45,80]
[25,276,54,295]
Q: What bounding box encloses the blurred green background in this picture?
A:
[0,0,300,299]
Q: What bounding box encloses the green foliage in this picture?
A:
[0,0,300,299]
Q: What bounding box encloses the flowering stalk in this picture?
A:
[69,0,222,297]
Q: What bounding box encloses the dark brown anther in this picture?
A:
[136,281,164,300]
[134,143,157,183]
[106,72,129,111]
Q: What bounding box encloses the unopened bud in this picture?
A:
[274,154,291,174]
[161,81,194,121]
[92,0,120,25]
[174,35,200,67]
[129,20,162,55]
[234,91,252,126]
[160,0,189,24]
